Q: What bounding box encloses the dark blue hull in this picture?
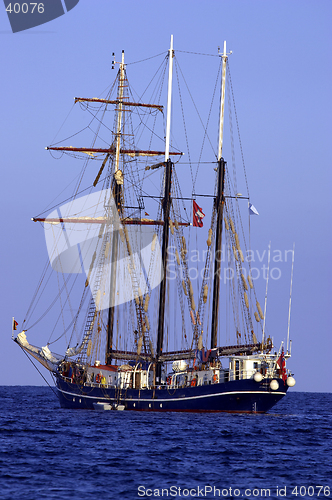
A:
[56,376,287,413]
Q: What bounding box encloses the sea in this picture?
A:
[0,387,331,500]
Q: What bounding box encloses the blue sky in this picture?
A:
[1,0,331,392]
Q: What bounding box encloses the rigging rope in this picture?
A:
[20,347,59,399]
[176,50,219,58]
[175,56,221,190]
[227,61,250,198]
[126,51,167,66]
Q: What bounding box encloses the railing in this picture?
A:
[227,368,281,382]
[61,366,283,391]
[227,369,256,381]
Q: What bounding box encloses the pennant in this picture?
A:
[12,318,18,331]
[144,212,149,216]
[193,200,205,227]
[249,203,259,215]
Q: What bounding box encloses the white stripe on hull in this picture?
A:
[57,386,286,403]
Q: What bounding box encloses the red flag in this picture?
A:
[193,200,205,227]
[13,319,18,331]
[277,347,287,382]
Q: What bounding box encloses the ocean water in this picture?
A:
[0,388,331,500]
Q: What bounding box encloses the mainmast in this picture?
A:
[156,35,174,383]
[211,41,228,349]
[106,50,125,364]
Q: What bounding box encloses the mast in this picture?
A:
[164,35,173,162]
[106,51,125,364]
[286,243,295,354]
[211,41,228,349]
[262,241,271,344]
[115,51,125,175]
[156,35,174,383]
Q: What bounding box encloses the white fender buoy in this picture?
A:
[286,376,296,387]
[270,379,279,390]
[254,372,263,382]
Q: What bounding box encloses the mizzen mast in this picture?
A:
[211,41,228,349]
[156,35,174,384]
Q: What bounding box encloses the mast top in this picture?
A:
[165,35,174,162]
[112,50,126,71]
[218,40,232,59]
[217,41,232,161]
[219,41,225,59]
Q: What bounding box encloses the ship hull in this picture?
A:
[56,376,287,413]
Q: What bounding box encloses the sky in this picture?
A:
[1,0,331,392]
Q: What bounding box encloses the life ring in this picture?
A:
[191,378,197,387]
[95,373,102,383]
[213,374,218,383]
[167,376,172,385]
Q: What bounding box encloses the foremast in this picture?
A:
[106,50,125,364]
[44,43,183,368]
[211,41,228,349]
[156,35,174,384]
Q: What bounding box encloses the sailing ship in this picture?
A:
[13,37,295,412]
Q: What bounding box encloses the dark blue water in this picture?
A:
[0,388,331,500]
